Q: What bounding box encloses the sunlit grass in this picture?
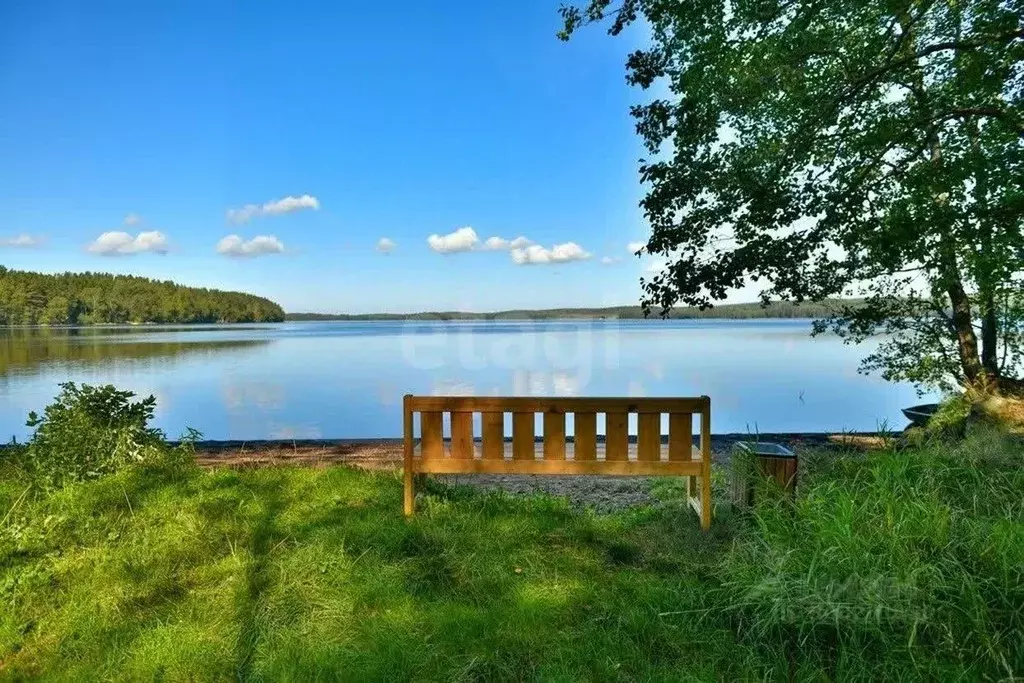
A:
[0,460,743,681]
[1,428,1022,680]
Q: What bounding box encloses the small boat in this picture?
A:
[902,403,940,427]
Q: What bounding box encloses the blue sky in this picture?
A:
[0,0,693,314]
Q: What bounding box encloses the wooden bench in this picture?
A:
[402,395,713,529]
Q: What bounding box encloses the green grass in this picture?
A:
[1,430,1022,681]
[719,429,1024,680]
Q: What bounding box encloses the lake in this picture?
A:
[0,320,936,440]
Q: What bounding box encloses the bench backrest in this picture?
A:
[402,395,710,476]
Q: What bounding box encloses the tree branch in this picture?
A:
[943,107,1024,137]
[849,28,1024,92]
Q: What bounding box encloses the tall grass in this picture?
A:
[0,428,1021,680]
[719,427,1024,680]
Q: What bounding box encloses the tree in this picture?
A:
[559,0,1024,395]
[40,296,71,326]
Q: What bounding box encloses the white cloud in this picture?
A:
[88,230,169,255]
[427,226,479,253]
[510,242,591,265]
[600,256,620,265]
[227,194,320,224]
[262,194,320,216]
[216,234,285,257]
[627,241,647,254]
[482,235,532,250]
[123,213,142,227]
[376,237,396,253]
[0,234,43,248]
[643,257,669,275]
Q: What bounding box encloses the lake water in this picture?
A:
[0,320,936,440]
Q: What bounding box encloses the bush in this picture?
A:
[21,382,198,488]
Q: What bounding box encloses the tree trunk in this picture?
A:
[899,11,988,392]
[980,302,999,374]
[964,117,1001,378]
[946,280,985,386]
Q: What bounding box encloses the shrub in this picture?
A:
[22,382,198,488]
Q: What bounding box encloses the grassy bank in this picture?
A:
[1,431,1022,680]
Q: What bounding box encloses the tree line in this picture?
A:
[0,267,285,325]
[285,299,859,321]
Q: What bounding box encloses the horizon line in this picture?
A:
[283,298,856,317]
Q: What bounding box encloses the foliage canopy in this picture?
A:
[560,0,1024,394]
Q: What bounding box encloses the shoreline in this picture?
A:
[183,433,893,511]
[184,432,892,470]
[185,432,883,448]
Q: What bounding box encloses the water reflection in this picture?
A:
[222,381,286,412]
[432,379,476,396]
[376,381,402,406]
[552,372,580,396]
[268,424,323,439]
[511,369,582,396]
[0,327,271,378]
[645,361,664,380]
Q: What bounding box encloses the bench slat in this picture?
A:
[605,412,628,461]
[573,412,597,461]
[408,396,708,414]
[450,411,474,459]
[512,412,534,460]
[669,412,693,461]
[481,412,504,460]
[421,411,444,460]
[543,413,566,460]
[416,459,702,476]
[637,413,661,462]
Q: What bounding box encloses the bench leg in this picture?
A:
[686,474,713,530]
[403,464,415,517]
[402,396,415,517]
[700,471,712,530]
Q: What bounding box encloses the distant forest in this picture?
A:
[286,300,860,321]
[0,267,285,325]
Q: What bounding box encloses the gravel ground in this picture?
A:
[432,473,667,512]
